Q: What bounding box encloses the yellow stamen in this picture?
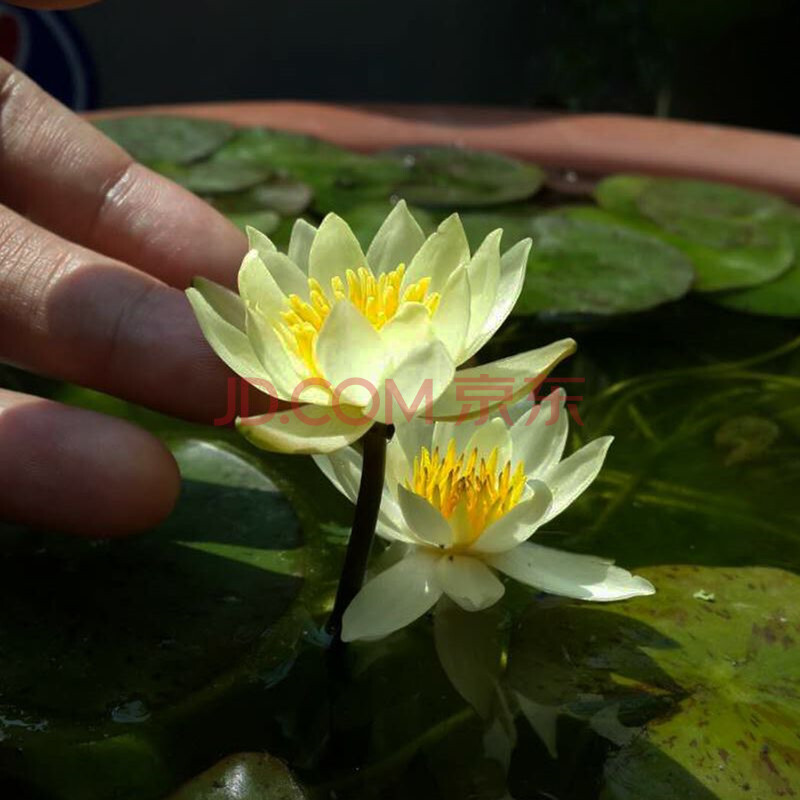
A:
[275,263,439,374]
[406,441,527,548]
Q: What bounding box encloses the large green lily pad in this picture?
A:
[595,175,794,292]
[0,421,343,800]
[94,116,235,165]
[512,211,695,315]
[711,208,800,318]
[383,145,545,208]
[508,565,800,799]
[157,160,273,193]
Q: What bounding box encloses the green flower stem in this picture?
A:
[326,422,392,641]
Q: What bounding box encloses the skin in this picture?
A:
[0,0,258,535]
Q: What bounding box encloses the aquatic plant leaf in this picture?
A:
[511,211,695,315]
[595,176,794,291]
[225,209,281,234]
[94,115,235,165]
[156,160,273,193]
[168,752,308,799]
[711,208,800,318]
[508,565,800,799]
[384,146,545,208]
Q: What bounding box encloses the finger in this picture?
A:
[0,389,180,536]
[0,204,249,423]
[0,58,246,289]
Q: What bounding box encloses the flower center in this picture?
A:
[407,440,527,548]
[275,263,439,374]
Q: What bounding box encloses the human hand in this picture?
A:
[0,56,252,536]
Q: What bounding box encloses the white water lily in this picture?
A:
[315,390,654,641]
[187,201,574,453]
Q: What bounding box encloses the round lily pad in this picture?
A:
[224,209,281,234]
[508,565,800,800]
[515,210,695,315]
[383,145,545,208]
[156,161,273,194]
[595,175,794,292]
[710,209,800,317]
[94,116,235,165]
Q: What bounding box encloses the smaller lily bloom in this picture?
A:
[186,201,575,454]
[315,390,654,641]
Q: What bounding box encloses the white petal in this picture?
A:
[237,405,369,454]
[237,250,286,318]
[287,218,317,273]
[186,286,265,383]
[470,480,553,554]
[341,549,443,641]
[246,225,277,260]
[465,417,513,466]
[430,338,577,421]
[461,237,530,362]
[245,308,305,401]
[308,213,366,288]
[431,418,478,459]
[431,264,470,361]
[510,388,569,477]
[314,300,387,407]
[403,213,470,294]
[380,339,455,425]
[261,251,310,300]
[393,416,434,472]
[398,485,452,548]
[191,277,246,330]
[488,542,655,601]
[384,435,413,498]
[366,199,426,274]
[436,555,505,612]
[464,229,502,350]
[380,302,433,361]
[540,436,613,524]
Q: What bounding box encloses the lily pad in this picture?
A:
[94,116,235,165]
[383,146,545,208]
[0,426,340,800]
[515,211,695,315]
[157,161,273,194]
[710,209,800,318]
[595,175,794,291]
[168,753,308,799]
[508,565,800,799]
[225,209,281,234]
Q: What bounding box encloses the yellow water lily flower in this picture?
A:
[315,390,654,641]
[186,202,574,453]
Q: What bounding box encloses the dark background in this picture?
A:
[4,0,800,133]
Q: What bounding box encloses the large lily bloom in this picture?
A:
[314,391,654,641]
[187,202,574,453]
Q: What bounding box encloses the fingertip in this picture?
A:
[0,391,180,537]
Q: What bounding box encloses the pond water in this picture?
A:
[1,118,798,799]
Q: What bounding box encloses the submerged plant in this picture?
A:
[316,391,654,641]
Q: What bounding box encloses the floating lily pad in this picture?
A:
[156,161,273,193]
[595,176,794,291]
[168,753,308,799]
[0,418,345,800]
[508,565,800,799]
[225,209,281,234]
[710,208,800,318]
[513,211,695,315]
[383,146,545,208]
[95,116,235,165]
